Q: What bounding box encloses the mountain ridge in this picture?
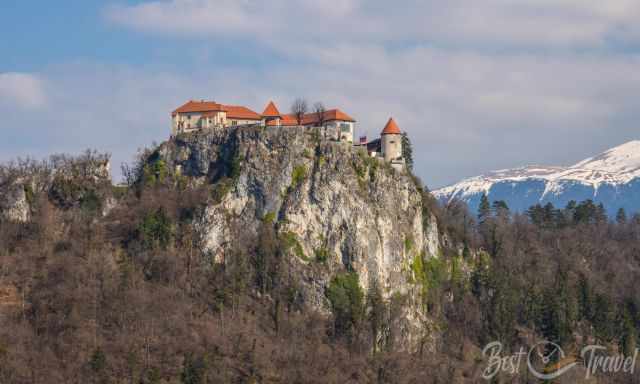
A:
[434,140,640,215]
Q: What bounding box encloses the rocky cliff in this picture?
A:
[0,151,112,221]
[156,125,441,349]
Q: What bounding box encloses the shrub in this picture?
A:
[89,347,107,375]
[138,208,174,250]
[211,177,233,204]
[314,246,330,263]
[263,211,277,225]
[291,165,308,189]
[280,232,307,261]
[143,158,168,186]
[79,189,102,215]
[404,235,414,253]
[411,252,446,301]
[229,154,241,181]
[23,184,35,206]
[326,272,364,339]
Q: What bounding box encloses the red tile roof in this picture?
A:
[173,100,354,126]
[223,105,262,120]
[172,100,225,116]
[172,100,261,120]
[381,117,401,135]
[266,109,355,126]
[262,101,281,117]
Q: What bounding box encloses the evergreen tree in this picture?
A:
[527,204,544,226]
[621,312,637,357]
[366,280,388,353]
[616,207,628,225]
[595,203,608,223]
[180,353,208,384]
[492,200,510,219]
[478,194,491,224]
[401,132,414,171]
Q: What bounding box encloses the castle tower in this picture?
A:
[262,100,282,126]
[381,117,403,163]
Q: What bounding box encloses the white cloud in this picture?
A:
[105,0,640,47]
[0,73,47,109]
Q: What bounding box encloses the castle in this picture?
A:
[171,100,405,170]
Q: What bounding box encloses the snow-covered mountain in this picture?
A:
[433,140,640,216]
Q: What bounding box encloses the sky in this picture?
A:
[3,1,640,189]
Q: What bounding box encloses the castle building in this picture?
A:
[265,106,356,143]
[171,99,356,143]
[354,117,406,171]
[170,100,405,170]
[171,101,262,136]
[381,118,403,163]
[261,101,282,126]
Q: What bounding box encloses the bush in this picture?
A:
[79,189,102,215]
[280,231,306,261]
[143,158,168,186]
[326,272,364,338]
[314,246,330,263]
[138,208,174,250]
[210,177,233,204]
[291,165,308,189]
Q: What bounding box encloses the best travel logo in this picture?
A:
[482,340,639,380]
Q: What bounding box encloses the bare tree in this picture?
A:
[313,102,326,127]
[291,98,308,125]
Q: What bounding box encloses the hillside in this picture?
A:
[434,140,640,215]
[2,128,640,383]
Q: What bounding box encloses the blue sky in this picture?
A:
[3,0,640,188]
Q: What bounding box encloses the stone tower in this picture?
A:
[381,117,403,163]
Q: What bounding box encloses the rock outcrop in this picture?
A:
[156,125,441,350]
[0,151,112,222]
[0,182,30,223]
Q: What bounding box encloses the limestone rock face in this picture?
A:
[0,152,112,222]
[159,126,441,350]
[0,182,30,223]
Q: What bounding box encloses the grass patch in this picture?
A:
[263,211,276,224]
[404,235,414,253]
[280,231,307,261]
[411,252,446,301]
[291,165,308,189]
[314,246,330,263]
[211,177,234,204]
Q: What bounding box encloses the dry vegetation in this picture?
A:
[1,154,640,383]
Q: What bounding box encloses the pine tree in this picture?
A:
[478,194,491,224]
[492,200,509,218]
[616,207,627,225]
[366,280,388,353]
[401,132,414,171]
[621,312,637,357]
